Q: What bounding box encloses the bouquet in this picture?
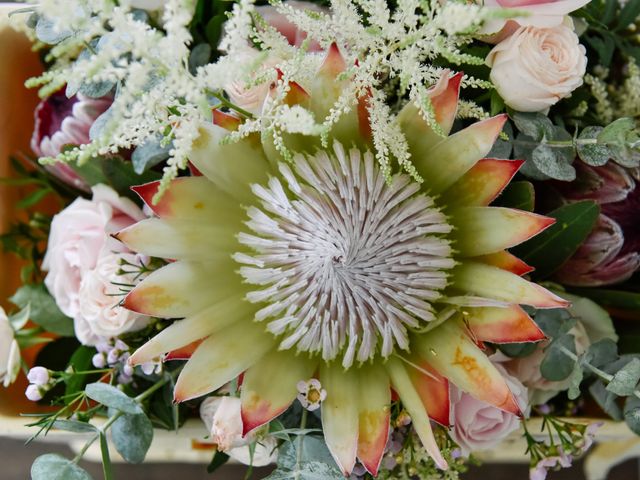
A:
[0,0,639,479]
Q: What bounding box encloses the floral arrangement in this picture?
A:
[0,0,639,479]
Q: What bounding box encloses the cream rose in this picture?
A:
[0,307,20,388]
[43,185,145,327]
[486,23,587,112]
[449,358,528,455]
[76,250,150,344]
[200,396,278,467]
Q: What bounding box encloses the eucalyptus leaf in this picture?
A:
[577,127,611,166]
[586,339,619,369]
[276,435,340,478]
[590,380,623,420]
[567,363,584,400]
[531,144,576,181]
[85,383,142,414]
[189,43,212,74]
[606,358,640,396]
[31,454,93,480]
[52,419,97,433]
[132,136,172,174]
[541,334,576,381]
[512,200,600,279]
[10,284,74,336]
[533,308,574,338]
[511,112,554,142]
[488,121,513,159]
[497,342,538,358]
[624,397,640,435]
[35,18,73,44]
[110,411,154,464]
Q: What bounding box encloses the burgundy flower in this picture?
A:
[555,163,640,286]
[31,91,111,191]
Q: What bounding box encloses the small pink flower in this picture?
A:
[296,378,327,411]
[27,366,50,386]
[31,91,111,191]
[25,384,43,402]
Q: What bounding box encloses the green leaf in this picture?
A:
[541,334,577,381]
[624,397,640,435]
[598,117,635,144]
[9,305,31,331]
[616,0,640,31]
[497,342,538,358]
[590,380,623,420]
[206,451,229,474]
[31,454,93,480]
[189,43,212,74]
[52,419,97,433]
[99,432,114,480]
[493,181,534,211]
[110,411,154,464]
[607,358,640,396]
[35,18,73,44]
[512,200,600,279]
[17,188,52,209]
[85,383,142,415]
[577,127,611,166]
[586,339,619,368]
[65,346,96,397]
[531,143,576,181]
[70,156,161,201]
[270,435,342,479]
[567,363,584,400]
[10,284,74,336]
[568,288,640,313]
[131,136,172,175]
[534,308,574,338]
[511,112,554,142]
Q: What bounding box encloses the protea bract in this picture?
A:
[117,46,565,475]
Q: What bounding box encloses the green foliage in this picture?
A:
[65,346,97,397]
[85,383,143,415]
[10,284,74,336]
[624,397,640,435]
[206,451,230,474]
[494,181,535,212]
[607,358,640,396]
[267,435,342,480]
[131,136,173,175]
[512,200,600,279]
[31,454,93,480]
[69,156,161,202]
[110,410,154,464]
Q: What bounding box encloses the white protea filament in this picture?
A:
[235,143,455,368]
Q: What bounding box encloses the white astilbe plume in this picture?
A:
[26,0,514,196]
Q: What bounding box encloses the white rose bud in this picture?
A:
[486,23,587,112]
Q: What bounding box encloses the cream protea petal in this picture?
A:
[236,143,455,366]
[399,72,463,149]
[174,322,276,402]
[386,356,448,470]
[123,260,241,317]
[356,364,390,476]
[132,177,243,222]
[320,364,359,476]
[475,250,534,276]
[464,305,545,343]
[415,114,507,195]
[406,358,450,427]
[129,294,253,365]
[189,122,272,203]
[413,321,520,415]
[115,218,237,260]
[453,262,569,308]
[442,159,525,207]
[240,350,317,435]
[451,207,555,256]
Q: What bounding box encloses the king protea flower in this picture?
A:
[117,46,565,475]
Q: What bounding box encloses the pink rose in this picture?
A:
[43,185,145,336]
[486,23,587,112]
[481,0,591,39]
[255,1,327,51]
[31,91,112,191]
[76,250,150,345]
[199,396,278,467]
[449,358,528,455]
